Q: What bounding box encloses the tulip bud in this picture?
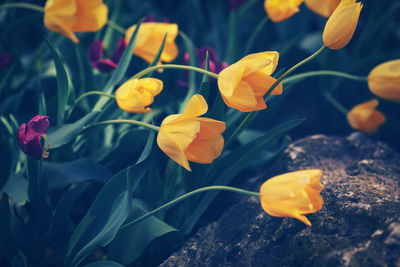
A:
[347,99,385,134]
[368,59,400,103]
[322,0,363,50]
[18,115,50,160]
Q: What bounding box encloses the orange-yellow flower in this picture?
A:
[322,0,363,50]
[217,51,283,112]
[125,22,179,64]
[347,99,385,134]
[260,169,324,226]
[368,59,400,103]
[157,94,225,171]
[115,78,163,113]
[44,0,108,43]
[305,0,341,17]
[264,0,304,22]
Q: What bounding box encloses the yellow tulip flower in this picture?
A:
[44,0,108,43]
[322,0,363,50]
[260,169,324,226]
[125,22,179,64]
[305,0,341,17]
[368,59,400,103]
[217,51,283,112]
[347,99,385,134]
[264,0,304,22]
[157,94,225,171]
[115,78,163,113]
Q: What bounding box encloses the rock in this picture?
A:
[161,133,400,267]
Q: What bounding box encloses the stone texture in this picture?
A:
[161,133,400,267]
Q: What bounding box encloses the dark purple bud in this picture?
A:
[0,53,12,70]
[95,59,118,72]
[88,40,104,63]
[111,38,126,64]
[18,115,49,160]
[228,0,248,10]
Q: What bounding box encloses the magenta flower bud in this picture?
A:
[0,53,12,70]
[88,38,126,73]
[18,115,50,160]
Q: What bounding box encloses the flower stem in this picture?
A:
[244,16,269,55]
[264,45,326,98]
[132,64,219,79]
[0,2,44,12]
[75,91,115,105]
[85,119,160,132]
[120,185,260,229]
[283,70,367,84]
[322,91,349,115]
[107,20,126,35]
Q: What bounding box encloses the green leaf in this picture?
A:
[182,119,303,234]
[108,201,183,266]
[83,260,124,267]
[43,159,112,190]
[198,51,210,101]
[65,131,155,267]
[179,32,198,113]
[0,193,15,254]
[0,174,28,205]
[94,19,144,110]
[146,34,167,70]
[206,92,225,121]
[47,111,100,149]
[43,36,74,125]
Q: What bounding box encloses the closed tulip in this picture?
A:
[322,0,363,50]
[368,59,400,102]
[18,115,50,160]
[157,94,225,171]
[217,51,283,112]
[44,0,108,43]
[264,0,304,22]
[115,78,163,113]
[125,22,179,64]
[347,99,385,134]
[260,169,324,226]
[305,0,341,17]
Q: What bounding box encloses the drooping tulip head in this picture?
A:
[260,169,324,226]
[157,94,226,171]
[125,22,179,65]
[347,99,385,134]
[368,59,400,103]
[264,0,304,22]
[217,51,283,112]
[44,0,108,43]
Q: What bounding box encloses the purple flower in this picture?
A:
[179,47,228,87]
[0,53,12,70]
[18,115,50,160]
[88,38,126,73]
[228,0,248,10]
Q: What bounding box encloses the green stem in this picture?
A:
[132,64,219,79]
[121,185,260,229]
[107,20,126,35]
[0,2,44,12]
[85,119,160,132]
[265,45,326,99]
[75,91,115,105]
[322,91,348,115]
[283,70,367,84]
[244,16,269,55]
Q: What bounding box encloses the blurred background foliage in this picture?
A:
[0,0,399,266]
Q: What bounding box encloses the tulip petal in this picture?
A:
[185,135,224,164]
[72,0,108,32]
[218,62,247,97]
[180,94,208,119]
